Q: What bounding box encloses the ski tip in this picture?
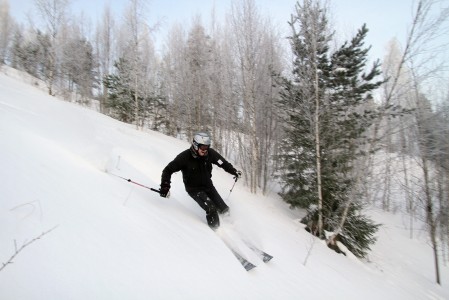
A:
[245,264,257,271]
[262,255,273,263]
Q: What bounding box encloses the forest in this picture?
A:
[0,0,448,284]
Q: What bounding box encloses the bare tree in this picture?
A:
[232,0,261,193]
[376,0,449,285]
[161,22,189,137]
[119,0,157,129]
[202,11,242,157]
[34,0,70,95]
[228,0,283,194]
[95,4,116,113]
[413,88,442,285]
[0,0,14,64]
[257,26,284,194]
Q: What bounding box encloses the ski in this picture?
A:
[244,242,273,263]
[213,228,257,271]
[211,223,271,271]
[230,249,257,271]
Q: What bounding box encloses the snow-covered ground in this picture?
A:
[0,67,448,299]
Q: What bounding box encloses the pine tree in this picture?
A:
[62,36,98,100]
[278,0,331,215]
[103,58,135,123]
[321,25,383,257]
[104,57,167,126]
[278,1,382,258]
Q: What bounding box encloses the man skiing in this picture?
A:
[160,132,241,229]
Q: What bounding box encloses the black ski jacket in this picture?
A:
[161,147,237,193]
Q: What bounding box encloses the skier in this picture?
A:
[159,132,241,228]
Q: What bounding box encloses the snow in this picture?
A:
[0,67,448,299]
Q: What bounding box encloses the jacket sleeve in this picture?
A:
[161,153,184,185]
[209,149,237,175]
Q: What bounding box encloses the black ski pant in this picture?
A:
[188,186,229,214]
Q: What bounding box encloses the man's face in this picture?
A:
[198,145,209,156]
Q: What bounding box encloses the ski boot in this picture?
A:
[206,210,220,229]
[204,202,220,229]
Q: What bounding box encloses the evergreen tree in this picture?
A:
[13,30,53,83]
[104,57,167,126]
[103,58,135,123]
[61,37,98,100]
[321,25,383,258]
[185,18,213,134]
[278,0,332,231]
[278,1,382,258]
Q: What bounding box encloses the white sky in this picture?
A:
[8,0,420,62]
[6,0,449,69]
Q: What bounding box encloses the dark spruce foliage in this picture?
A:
[278,0,382,259]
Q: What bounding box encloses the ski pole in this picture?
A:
[108,172,161,194]
[226,175,239,201]
[230,175,238,192]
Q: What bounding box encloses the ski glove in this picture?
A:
[160,182,170,198]
[233,170,242,180]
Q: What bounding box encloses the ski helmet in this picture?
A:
[192,132,211,151]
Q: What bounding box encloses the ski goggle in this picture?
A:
[193,140,210,151]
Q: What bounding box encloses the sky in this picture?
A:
[1,65,449,299]
[7,0,422,62]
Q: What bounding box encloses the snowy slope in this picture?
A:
[0,67,448,299]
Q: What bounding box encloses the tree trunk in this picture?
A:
[422,157,441,284]
[313,62,324,238]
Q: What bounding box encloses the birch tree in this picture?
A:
[117,0,156,128]
[228,0,261,193]
[0,0,13,64]
[102,0,162,128]
[381,39,419,236]
[228,0,283,193]
[161,23,189,137]
[208,15,231,154]
[95,4,115,113]
[279,0,332,237]
[34,0,70,95]
[375,0,449,284]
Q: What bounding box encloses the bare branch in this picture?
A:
[0,225,59,272]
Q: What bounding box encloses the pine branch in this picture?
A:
[0,225,59,272]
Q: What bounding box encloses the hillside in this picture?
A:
[0,67,448,299]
